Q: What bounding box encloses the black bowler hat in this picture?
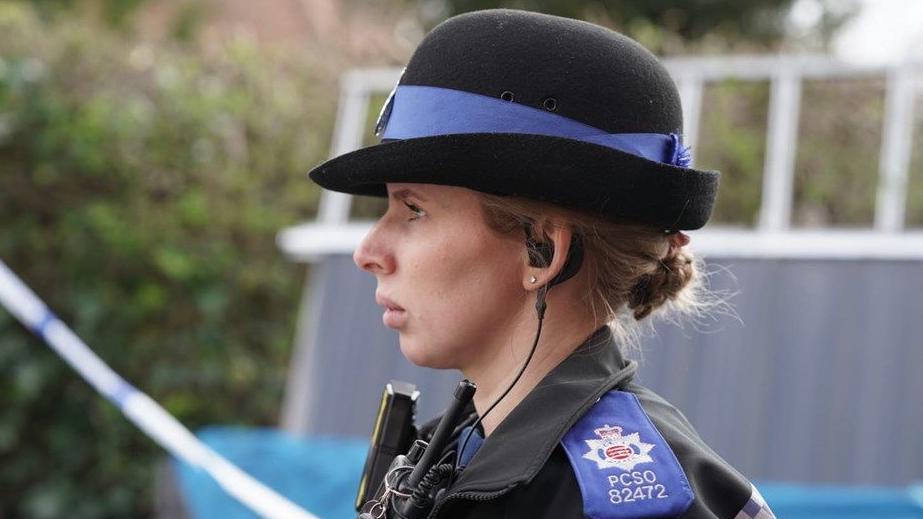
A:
[308,9,719,231]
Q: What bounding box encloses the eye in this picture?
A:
[404,201,426,221]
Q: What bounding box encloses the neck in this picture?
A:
[461,287,600,436]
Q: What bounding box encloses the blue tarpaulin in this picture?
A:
[174,426,923,519]
[760,483,923,519]
[174,427,367,519]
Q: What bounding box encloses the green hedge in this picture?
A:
[0,5,334,517]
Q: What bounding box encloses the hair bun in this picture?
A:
[627,248,695,320]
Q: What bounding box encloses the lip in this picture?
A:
[375,293,405,311]
[376,293,407,329]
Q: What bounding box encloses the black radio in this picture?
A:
[356,380,477,519]
[355,381,420,511]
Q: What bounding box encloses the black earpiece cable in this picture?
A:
[456,224,557,477]
[456,284,548,472]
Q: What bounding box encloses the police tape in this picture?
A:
[0,260,320,519]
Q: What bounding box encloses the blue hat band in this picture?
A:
[377,85,691,168]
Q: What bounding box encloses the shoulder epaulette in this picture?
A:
[560,390,694,519]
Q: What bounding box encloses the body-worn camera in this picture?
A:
[356,380,477,519]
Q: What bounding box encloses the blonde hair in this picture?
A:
[477,193,727,353]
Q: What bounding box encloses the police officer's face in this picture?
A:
[354,183,529,369]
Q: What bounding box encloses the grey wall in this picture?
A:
[289,255,923,485]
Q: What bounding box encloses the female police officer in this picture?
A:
[308,8,776,519]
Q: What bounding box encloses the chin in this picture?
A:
[398,335,454,369]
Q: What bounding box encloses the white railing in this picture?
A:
[279,56,923,260]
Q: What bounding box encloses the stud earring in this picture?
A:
[529,276,537,284]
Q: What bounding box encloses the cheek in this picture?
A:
[398,234,524,367]
[422,235,521,311]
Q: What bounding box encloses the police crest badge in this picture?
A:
[581,424,655,471]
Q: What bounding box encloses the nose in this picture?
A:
[353,222,395,275]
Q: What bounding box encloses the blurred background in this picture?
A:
[1,0,922,518]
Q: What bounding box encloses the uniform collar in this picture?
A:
[449,325,637,494]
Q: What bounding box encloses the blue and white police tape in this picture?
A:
[0,259,321,519]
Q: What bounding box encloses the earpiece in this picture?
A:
[523,223,584,288]
[526,235,554,268]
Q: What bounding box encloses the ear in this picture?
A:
[522,220,573,290]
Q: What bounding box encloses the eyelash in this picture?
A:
[403,201,426,221]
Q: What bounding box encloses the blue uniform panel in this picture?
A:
[560,390,694,519]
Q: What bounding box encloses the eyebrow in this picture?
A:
[389,188,429,202]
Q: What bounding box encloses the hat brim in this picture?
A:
[308,133,718,230]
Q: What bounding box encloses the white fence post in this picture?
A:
[875,67,916,232]
[678,76,703,157]
[760,68,802,231]
[316,75,370,225]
